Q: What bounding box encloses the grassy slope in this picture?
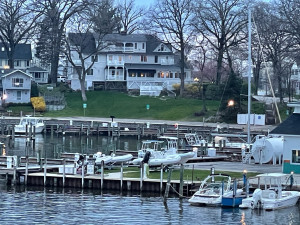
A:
[8,90,288,122]
[44,91,221,121]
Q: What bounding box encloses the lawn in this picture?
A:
[44,91,221,121]
[6,90,289,122]
[107,166,259,181]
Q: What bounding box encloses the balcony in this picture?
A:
[160,59,174,65]
[107,60,125,66]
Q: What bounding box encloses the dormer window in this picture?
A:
[157,44,169,52]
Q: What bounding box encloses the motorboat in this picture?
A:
[221,179,247,207]
[132,137,194,166]
[239,173,300,210]
[93,152,133,166]
[189,174,239,206]
[14,116,45,133]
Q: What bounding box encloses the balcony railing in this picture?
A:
[107,60,125,66]
[160,59,174,65]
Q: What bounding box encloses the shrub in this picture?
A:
[31,97,46,112]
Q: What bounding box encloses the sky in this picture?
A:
[134,0,155,7]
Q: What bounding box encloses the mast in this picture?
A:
[247,6,252,145]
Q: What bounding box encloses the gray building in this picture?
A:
[67,33,192,96]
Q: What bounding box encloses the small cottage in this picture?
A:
[0,69,32,104]
[270,102,300,174]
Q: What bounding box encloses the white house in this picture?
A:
[26,66,49,84]
[0,69,32,104]
[290,63,300,96]
[67,33,192,96]
[270,102,300,174]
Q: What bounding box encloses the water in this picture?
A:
[1,134,300,224]
[0,185,299,224]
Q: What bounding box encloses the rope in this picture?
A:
[252,14,282,123]
[168,183,185,198]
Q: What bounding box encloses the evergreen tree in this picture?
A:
[219,72,243,122]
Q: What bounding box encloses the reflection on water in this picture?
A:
[1,184,299,224]
[4,134,144,158]
[1,135,300,224]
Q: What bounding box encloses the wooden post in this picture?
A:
[140,162,144,191]
[81,160,85,188]
[13,165,17,186]
[63,159,66,187]
[44,159,47,186]
[101,160,104,190]
[160,164,163,192]
[179,164,184,198]
[163,168,173,202]
[120,162,123,191]
[25,156,29,186]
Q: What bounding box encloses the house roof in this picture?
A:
[270,113,300,135]
[0,69,33,78]
[69,33,173,56]
[27,66,48,72]
[0,43,32,60]
[68,33,96,54]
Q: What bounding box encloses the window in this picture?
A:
[292,150,300,163]
[158,44,166,52]
[12,78,24,87]
[27,61,30,67]
[118,56,122,62]
[130,72,136,77]
[141,55,147,62]
[17,91,21,100]
[14,60,21,67]
[111,70,115,76]
[135,43,137,49]
[91,55,98,62]
[155,56,158,63]
[87,68,93,75]
[108,55,113,61]
[142,43,145,49]
[35,72,41,79]
[1,47,4,51]
[170,72,173,78]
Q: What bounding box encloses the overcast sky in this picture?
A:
[135,0,154,7]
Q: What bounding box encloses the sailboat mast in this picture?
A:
[247,6,252,145]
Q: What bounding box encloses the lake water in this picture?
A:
[0,184,299,225]
[1,134,300,224]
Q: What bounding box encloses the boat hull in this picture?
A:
[239,191,300,210]
[14,125,45,133]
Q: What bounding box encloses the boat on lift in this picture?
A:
[14,116,45,133]
[132,136,194,166]
[93,152,133,166]
[239,173,300,210]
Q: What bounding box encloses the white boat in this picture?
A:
[239,173,300,210]
[132,137,194,166]
[93,152,133,165]
[14,116,45,133]
[189,174,239,206]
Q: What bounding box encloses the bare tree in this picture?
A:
[254,2,297,102]
[117,0,144,34]
[36,0,90,84]
[64,2,119,102]
[0,0,41,69]
[193,0,247,85]
[279,0,300,45]
[149,0,194,97]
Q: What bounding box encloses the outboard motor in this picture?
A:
[251,189,262,209]
[142,151,151,164]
